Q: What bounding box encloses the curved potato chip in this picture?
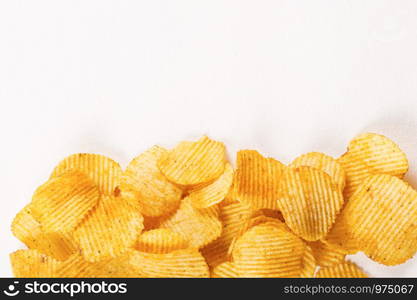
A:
[316,261,368,278]
[278,166,344,241]
[121,146,183,217]
[211,262,238,278]
[51,153,122,195]
[235,150,285,210]
[309,241,346,267]
[290,152,345,191]
[343,174,417,265]
[135,229,189,254]
[232,222,306,278]
[338,133,408,198]
[201,201,252,266]
[74,195,144,262]
[31,171,100,233]
[189,163,234,208]
[11,205,77,261]
[300,245,316,278]
[158,136,226,186]
[130,249,210,278]
[159,198,222,248]
[10,249,60,278]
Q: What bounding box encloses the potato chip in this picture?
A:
[232,222,306,278]
[342,174,417,265]
[11,205,77,261]
[130,249,210,278]
[51,153,122,195]
[309,240,346,267]
[159,198,222,248]
[300,245,316,278]
[278,166,344,241]
[338,133,408,198]
[189,163,234,208]
[316,261,368,278]
[31,171,100,233]
[201,201,252,266]
[135,229,189,254]
[158,136,226,187]
[235,150,285,210]
[10,249,60,278]
[74,195,144,262]
[290,152,345,191]
[220,181,240,206]
[211,262,238,278]
[120,146,183,217]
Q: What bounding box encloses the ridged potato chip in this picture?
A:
[235,150,285,210]
[232,221,306,278]
[10,249,60,278]
[11,205,77,261]
[316,261,368,278]
[31,171,100,233]
[211,262,238,278]
[51,153,122,195]
[342,174,417,265]
[159,198,222,248]
[54,253,98,278]
[290,152,345,191]
[121,146,183,217]
[278,166,344,241]
[309,240,346,267]
[130,249,210,278]
[158,136,226,187]
[201,201,252,266]
[74,195,144,262]
[188,163,234,208]
[135,229,189,254]
[300,245,316,278]
[338,133,408,198]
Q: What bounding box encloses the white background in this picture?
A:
[1,0,417,277]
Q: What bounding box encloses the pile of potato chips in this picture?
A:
[10,133,417,278]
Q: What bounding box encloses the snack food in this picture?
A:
[10,133,417,278]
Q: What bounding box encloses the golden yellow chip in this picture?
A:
[338,133,408,198]
[11,205,77,261]
[341,174,417,265]
[235,150,285,210]
[201,201,252,267]
[120,146,183,217]
[158,136,226,187]
[300,245,316,278]
[188,163,234,209]
[74,195,144,262]
[10,249,60,278]
[159,198,222,248]
[211,262,238,278]
[278,166,344,241]
[51,153,122,195]
[290,152,345,191]
[31,171,100,233]
[232,221,306,278]
[130,249,210,278]
[309,240,346,267]
[316,261,368,278]
[135,229,189,254]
